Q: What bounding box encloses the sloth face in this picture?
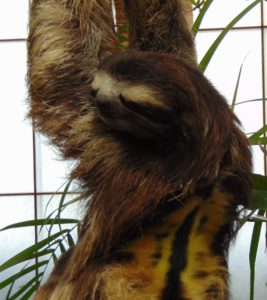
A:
[91,70,174,139]
[92,51,195,139]
[90,50,231,152]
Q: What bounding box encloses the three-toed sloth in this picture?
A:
[28,0,252,299]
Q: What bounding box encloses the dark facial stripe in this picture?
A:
[161,208,198,300]
[120,95,172,124]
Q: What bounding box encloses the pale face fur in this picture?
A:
[91,70,170,138]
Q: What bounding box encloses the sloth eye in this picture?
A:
[120,94,140,112]
[119,94,170,124]
[119,94,127,104]
[89,89,98,98]
[120,95,150,116]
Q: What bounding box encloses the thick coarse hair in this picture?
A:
[28,1,252,299]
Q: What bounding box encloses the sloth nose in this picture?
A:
[95,95,119,117]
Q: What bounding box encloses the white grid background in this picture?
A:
[0,0,267,299]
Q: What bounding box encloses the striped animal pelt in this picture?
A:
[27,0,252,299]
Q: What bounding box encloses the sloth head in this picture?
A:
[91,51,194,137]
[91,51,235,157]
[91,66,173,140]
[87,50,252,197]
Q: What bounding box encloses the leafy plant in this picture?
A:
[1,1,267,299]
[0,182,81,299]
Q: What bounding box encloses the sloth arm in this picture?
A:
[28,0,195,152]
[28,0,117,152]
[123,0,196,62]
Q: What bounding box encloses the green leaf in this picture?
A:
[192,0,214,36]
[199,0,261,72]
[116,33,128,42]
[249,209,265,300]
[0,230,69,272]
[58,180,73,216]
[116,23,128,32]
[250,137,267,145]
[7,273,43,300]
[248,174,267,209]
[47,180,73,234]
[252,174,267,190]
[231,58,246,111]
[249,125,267,144]
[0,219,80,231]
[29,249,55,259]
[250,190,267,210]
[59,242,66,254]
[43,180,71,215]
[15,280,41,300]
[67,233,76,247]
[45,195,81,224]
[0,261,47,290]
[52,252,58,264]
[118,42,128,50]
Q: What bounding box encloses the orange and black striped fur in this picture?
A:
[28,1,252,299]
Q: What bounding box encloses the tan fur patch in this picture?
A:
[92,71,166,107]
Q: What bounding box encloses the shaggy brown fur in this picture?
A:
[124,0,196,62]
[28,1,252,299]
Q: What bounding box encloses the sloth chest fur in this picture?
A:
[115,192,229,300]
[45,189,231,300]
